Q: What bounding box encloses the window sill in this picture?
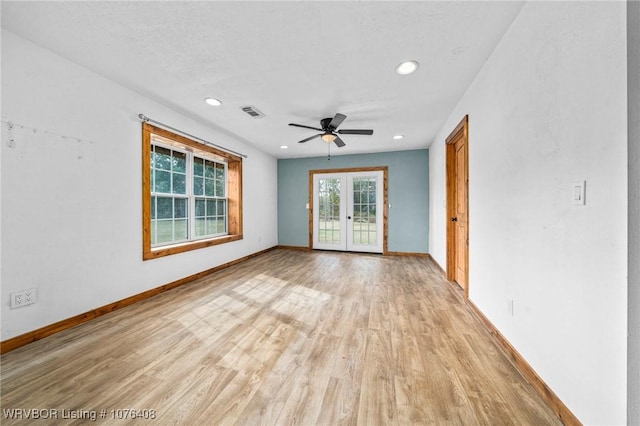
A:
[143,234,243,260]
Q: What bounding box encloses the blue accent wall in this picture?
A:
[277,149,429,253]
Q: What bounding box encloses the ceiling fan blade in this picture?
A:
[337,129,374,135]
[298,134,322,143]
[333,135,346,148]
[289,123,323,131]
[328,113,347,130]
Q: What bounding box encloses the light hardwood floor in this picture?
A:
[1,249,561,425]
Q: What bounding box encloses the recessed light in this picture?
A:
[393,134,404,140]
[204,97,222,106]
[279,145,289,149]
[395,60,419,75]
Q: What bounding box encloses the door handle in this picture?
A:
[451,217,458,222]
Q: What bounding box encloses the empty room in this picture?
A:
[1,1,638,425]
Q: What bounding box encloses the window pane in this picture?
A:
[207,199,216,216]
[205,179,214,196]
[157,197,173,219]
[195,198,205,217]
[217,217,226,234]
[205,161,215,178]
[155,146,172,170]
[151,196,157,219]
[174,219,188,241]
[155,170,171,193]
[194,218,206,236]
[175,198,187,219]
[217,200,225,215]
[194,177,203,196]
[215,180,224,197]
[206,217,217,235]
[173,151,186,173]
[155,219,173,243]
[173,173,186,194]
[193,157,203,177]
[215,163,225,180]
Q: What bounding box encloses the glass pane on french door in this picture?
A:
[346,171,383,253]
[318,177,341,245]
[352,177,377,246]
[313,173,347,251]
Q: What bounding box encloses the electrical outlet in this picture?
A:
[10,288,37,309]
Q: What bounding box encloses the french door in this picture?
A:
[312,170,384,253]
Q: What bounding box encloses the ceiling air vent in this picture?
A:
[240,105,265,119]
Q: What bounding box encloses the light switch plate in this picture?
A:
[572,180,586,206]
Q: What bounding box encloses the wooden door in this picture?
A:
[446,116,469,295]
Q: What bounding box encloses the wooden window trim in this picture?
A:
[142,123,243,260]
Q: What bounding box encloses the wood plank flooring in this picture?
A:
[0,249,561,425]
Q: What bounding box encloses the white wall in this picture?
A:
[628,0,640,422]
[429,3,627,424]
[0,31,278,340]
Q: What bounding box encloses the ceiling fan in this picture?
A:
[288,113,374,147]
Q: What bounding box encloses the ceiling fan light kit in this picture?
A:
[321,133,337,143]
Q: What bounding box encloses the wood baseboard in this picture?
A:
[276,245,311,251]
[0,246,278,354]
[464,299,581,426]
[442,278,581,426]
[427,254,447,275]
[385,251,431,257]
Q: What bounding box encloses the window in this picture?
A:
[143,123,242,260]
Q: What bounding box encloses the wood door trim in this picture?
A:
[308,167,388,254]
[446,115,468,144]
[446,115,469,296]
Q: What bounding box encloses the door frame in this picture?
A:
[309,166,388,254]
[446,115,469,296]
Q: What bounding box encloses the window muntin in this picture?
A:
[142,123,243,260]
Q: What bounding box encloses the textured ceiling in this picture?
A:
[1,1,524,159]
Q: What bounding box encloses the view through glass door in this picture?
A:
[312,170,384,253]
